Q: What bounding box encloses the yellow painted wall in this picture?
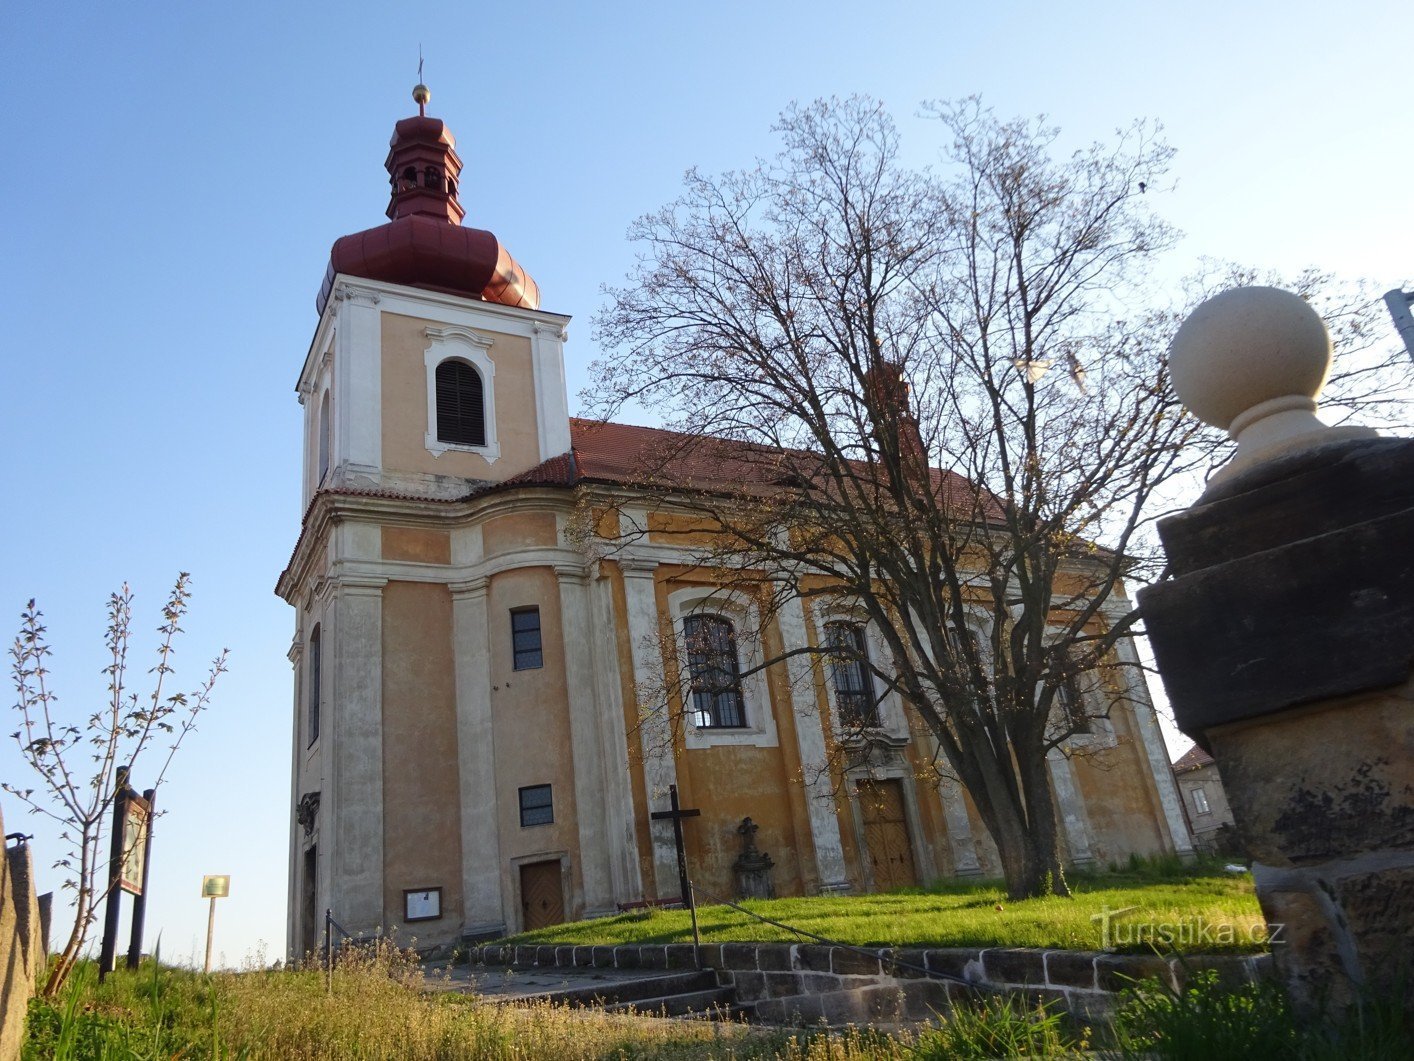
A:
[486,566,584,919]
[382,527,451,564]
[380,581,463,936]
[483,511,558,557]
[380,311,542,480]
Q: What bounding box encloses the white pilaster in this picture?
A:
[332,284,382,476]
[1114,635,1197,859]
[285,634,304,961]
[451,577,505,937]
[329,576,386,933]
[778,596,849,891]
[619,559,681,898]
[531,321,572,461]
[1047,748,1097,868]
[591,564,645,905]
[556,564,616,917]
[935,770,984,876]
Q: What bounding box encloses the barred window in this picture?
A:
[825,621,879,728]
[519,784,553,827]
[683,614,746,728]
[511,608,543,670]
[435,359,486,447]
[1054,671,1090,733]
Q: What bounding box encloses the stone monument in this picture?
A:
[733,817,776,900]
[1140,286,1413,1013]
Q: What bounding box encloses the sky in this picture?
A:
[1,1,1409,967]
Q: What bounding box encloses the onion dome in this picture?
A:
[317,85,540,315]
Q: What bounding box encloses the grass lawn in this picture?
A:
[504,863,1268,955]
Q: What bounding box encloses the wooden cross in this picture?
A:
[650,784,702,961]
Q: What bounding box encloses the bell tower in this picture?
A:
[279,85,576,957]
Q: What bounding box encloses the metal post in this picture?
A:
[125,788,156,969]
[203,895,216,974]
[325,907,333,994]
[98,768,129,981]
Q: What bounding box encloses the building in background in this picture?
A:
[1172,744,1238,855]
[276,94,1194,957]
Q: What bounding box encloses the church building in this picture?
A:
[277,91,1195,958]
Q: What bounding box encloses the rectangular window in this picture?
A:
[519,784,553,827]
[1192,787,1211,815]
[511,607,543,670]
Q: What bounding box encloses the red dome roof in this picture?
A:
[316,105,540,315]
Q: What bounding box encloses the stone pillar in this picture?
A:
[1107,629,1198,861]
[556,564,616,917]
[451,577,505,938]
[619,558,682,898]
[934,771,984,876]
[328,576,386,935]
[1139,286,1410,1012]
[1046,749,1097,869]
[590,564,645,905]
[778,596,850,892]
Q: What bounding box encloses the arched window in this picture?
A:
[424,165,441,189]
[683,614,746,728]
[317,390,331,484]
[308,625,322,746]
[825,621,879,728]
[435,359,486,446]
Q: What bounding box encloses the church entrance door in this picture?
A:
[520,860,566,930]
[857,779,919,891]
[300,846,318,959]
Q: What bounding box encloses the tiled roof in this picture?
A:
[1173,744,1215,772]
[309,417,998,513]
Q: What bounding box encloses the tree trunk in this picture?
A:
[959,735,1072,900]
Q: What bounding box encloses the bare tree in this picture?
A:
[584,97,1405,899]
[6,574,227,994]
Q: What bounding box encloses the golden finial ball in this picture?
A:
[412,83,431,107]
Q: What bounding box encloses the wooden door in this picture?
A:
[300,846,318,959]
[520,860,566,930]
[857,779,920,890]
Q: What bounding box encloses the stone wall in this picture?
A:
[466,941,1271,1025]
[0,806,46,1061]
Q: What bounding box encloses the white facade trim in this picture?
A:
[423,326,500,463]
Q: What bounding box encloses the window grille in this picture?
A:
[683,614,746,728]
[511,607,543,670]
[825,621,879,728]
[519,784,553,827]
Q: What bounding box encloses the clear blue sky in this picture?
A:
[1,1,1409,966]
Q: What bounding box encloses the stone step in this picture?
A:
[512,969,721,1009]
[603,986,737,1018]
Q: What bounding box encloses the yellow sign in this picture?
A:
[201,874,231,898]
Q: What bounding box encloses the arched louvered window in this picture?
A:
[825,621,879,728]
[683,614,746,728]
[435,359,486,447]
[317,390,331,484]
[308,624,322,747]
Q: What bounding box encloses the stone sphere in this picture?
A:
[1168,286,1332,430]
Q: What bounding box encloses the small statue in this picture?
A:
[733,817,775,900]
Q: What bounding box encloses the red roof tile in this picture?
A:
[1173,744,1215,772]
